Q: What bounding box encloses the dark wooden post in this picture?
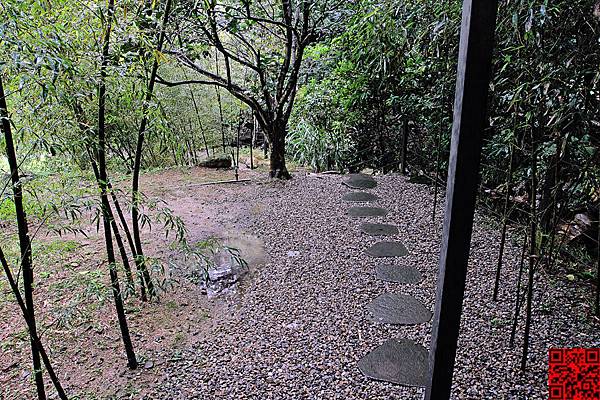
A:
[401,119,409,175]
[596,214,600,315]
[425,1,499,399]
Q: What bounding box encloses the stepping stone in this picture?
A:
[358,339,428,387]
[343,176,377,189]
[347,207,388,217]
[360,223,399,236]
[348,173,375,181]
[365,242,408,257]
[376,264,423,284]
[408,175,430,185]
[367,293,432,325]
[342,192,380,202]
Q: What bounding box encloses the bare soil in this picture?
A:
[1,165,268,399]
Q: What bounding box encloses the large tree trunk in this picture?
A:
[268,122,290,179]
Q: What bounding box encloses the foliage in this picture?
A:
[287,117,349,172]
[292,0,599,224]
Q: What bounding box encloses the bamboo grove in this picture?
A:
[1,0,599,398]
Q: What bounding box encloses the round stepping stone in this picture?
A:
[358,339,428,387]
[408,175,430,185]
[347,207,388,217]
[348,173,375,180]
[342,192,380,202]
[343,176,377,189]
[360,223,399,236]
[376,264,423,284]
[365,242,408,257]
[367,293,432,325]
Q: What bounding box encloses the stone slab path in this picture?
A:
[339,174,432,389]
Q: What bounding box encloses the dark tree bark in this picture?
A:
[521,128,538,371]
[267,121,290,179]
[131,0,174,300]
[0,76,47,400]
[493,143,515,301]
[0,247,68,399]
[72,102,140,297]
[88,154,136,292]
[98,0,138,369]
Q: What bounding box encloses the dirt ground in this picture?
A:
[1,165,270,399]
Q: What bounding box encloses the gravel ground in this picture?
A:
[149,172,599,399]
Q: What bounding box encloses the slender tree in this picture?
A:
[0,75,46,400]
[493,143,515,301]
[131,0,174,300]
[521,128,538,371]
[510,231,529,348]
[97,0,138,369]
[0,247,68,400]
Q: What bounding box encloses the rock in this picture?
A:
[365,241,408,257]
[375,264,423,284]
[198,156,232,169]
[343,176,377,189]
[342,192,380,202]
[366,293,432,325]
[358,339,429,387]
[360,223,399,236]
[347,207,388,217]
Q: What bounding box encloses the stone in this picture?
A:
[360,223,399,236]
[347,207,388,217]
[366,293,432,325]
[365,242,408,257]
[343,176,377,189]
[408,175,430,185]
[358,339,428,387]
[348,173,375,180]
[198,156,232,169]
[376,264,423,284]
[342,192,380,202]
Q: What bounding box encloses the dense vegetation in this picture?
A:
[1,0,599,398]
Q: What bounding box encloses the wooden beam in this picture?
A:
[425,1,499,399]
[187,179,251,187]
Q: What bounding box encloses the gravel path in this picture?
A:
[150,173,599,399]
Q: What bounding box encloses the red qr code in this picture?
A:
[549,348,600,400]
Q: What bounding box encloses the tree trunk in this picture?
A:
[131,0,173,300]
[98,0,138,369]
[268,122,290,179]
[88,155,135,292]
[0,76,47,400]
[0,247,68,399]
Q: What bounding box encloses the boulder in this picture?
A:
[199,156,232,169]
